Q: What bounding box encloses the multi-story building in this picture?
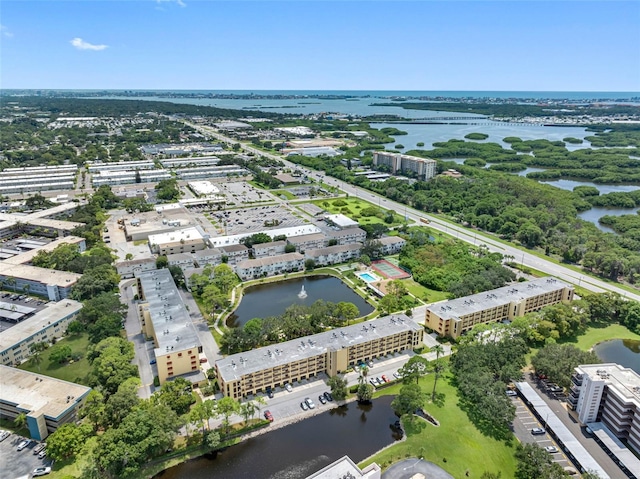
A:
[148,227,207,255]
[305,244,362,267]
[373,152,437,180]
[87,160,155,172]
[252,240,287,259]
[193,248,223,268]
[425,277,574,339]
[219,244,249,266]
[115,257,157,279]
[175,165,249,180]
[569,364,640,454]
[306,456,381,479]
[0,366,91,440]
[2,236,86,266]
[0,263,81,301]
[235,252,305,281]
[0,300,83,366]
[136,269,204,385]
[287,233,327,253]
[325,227,367,246]
[216,314,423,399]
[376,236,407,255]
[167,253,195,270]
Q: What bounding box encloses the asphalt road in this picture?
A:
[188,123,640,303]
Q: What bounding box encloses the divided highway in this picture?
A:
[188,123,640,303]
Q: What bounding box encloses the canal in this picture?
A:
[227,275,374,328]
[157,396,401,479]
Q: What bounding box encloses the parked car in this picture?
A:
[266,387,274,399]
[381,375,390,383]
[38,450,47,459]
[284,383,293,392]
[17,439,31,451]
[300,401,309,411]
[305,397,315,409]
[367,360,374,368]
[375,377,383,385]
[150,359,157,365]
[32,467,51,477]
[318,395,327,405]
[0,430,9,442]
[506,390,518,397]
[393,371,402,379]
[544,446,558,453]
[531,428,546,435]
[263,410,274,422]
[369,379,377,387]
[324,391,333,402]
[33,442,46,454]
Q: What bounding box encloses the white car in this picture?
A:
[506,390,518,397]
[305,397,316,409]
[284,383,293,392]
[0,430,9,442]
[17,439,31,451]
[544,446,558,453]
[33,467,52,477]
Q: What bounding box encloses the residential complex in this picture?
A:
[0,365,91,440]
[235,252,305,281]
[216,314,423,399]
[570,364,640,454]
[0,300,83,366]
[0,263,81,301]
[136,269,204,385]
[148,226,208,255]
[115,256,157,279]
[373,152,437,180]
[0,165,78,195]
[425,277,574,338]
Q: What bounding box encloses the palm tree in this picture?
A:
[6,277,16,293]
[29,351,43,372]
[14,413,27,430]
[430,344,445,401]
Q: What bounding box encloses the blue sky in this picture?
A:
[2,1,639,91]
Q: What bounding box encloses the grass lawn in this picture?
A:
[361,373,517,478]
[271,189,296,200]
[560,323,640,351]
[312,197,404,226]
[19,334,92,384]
[402,278,450,304]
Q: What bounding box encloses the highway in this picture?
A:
[188,123,640,303]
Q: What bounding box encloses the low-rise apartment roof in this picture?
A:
[0,365,91,420]
[0,263,81,287]
[237,252,304,269]
[306,243,362,257]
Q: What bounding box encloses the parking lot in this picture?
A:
[0,431,52,479]
[208,204,307,236]
[217,181,278,206]
[0,293,48,333]
[510,395,572,470]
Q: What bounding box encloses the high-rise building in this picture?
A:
[372,152,437,180]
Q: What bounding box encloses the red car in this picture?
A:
[381,375,390,383]
[264,410,274,422]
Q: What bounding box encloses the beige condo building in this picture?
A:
[425,277,574,339]
[216,314,423,399]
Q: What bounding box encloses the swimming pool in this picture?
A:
[357,272,379,283]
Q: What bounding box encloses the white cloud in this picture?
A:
[70,37,108,51]
[157,0,186,8]
[1,25,14,38]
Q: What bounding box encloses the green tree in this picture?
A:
[430,344,445,401]
[216,397,240,436]
[104,377,141,428]
[356,382,374,403]
[398,356,429,385]
[50,344,73,364]
[80,389,106,431]
[531,343,600,389]
[13,412,27,429]
[152,377,195,416]
[391,383,425,417]
[47,422,93,461]
[156,255,168,269]
[327,375,348,401]
[88,337,138,395]
[515,443,566,479]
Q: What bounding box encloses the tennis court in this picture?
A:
[371,259,411,279]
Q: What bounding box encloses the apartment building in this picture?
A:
[0,263,81,301]
[305,243,362,267]
[216,314,423,399]
[235,252,305,281]
[87,160,155,172]
[325,227,367,246]
[425,277,574,339]
[167,253,195,269]
[193,248,223,268]
[252,240,287,259]
[115,257,157,279]
[373,152,437,180]
[136,269,204,385]
[377,236,407,255]
[0,300,83,366]
[0,366,91,440]
[219,244,249,266]
[307,456,381,479]
[287,233,327,252]
[569,364,640,454]
[148,227,207,255]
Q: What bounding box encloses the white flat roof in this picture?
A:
[209,225,322,248]
[148,227,204,247]
[188,181,220,196]
[0,364,91,419]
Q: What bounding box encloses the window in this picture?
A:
[178,353,182,357]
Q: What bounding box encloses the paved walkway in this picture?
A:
[383,458,454,479]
